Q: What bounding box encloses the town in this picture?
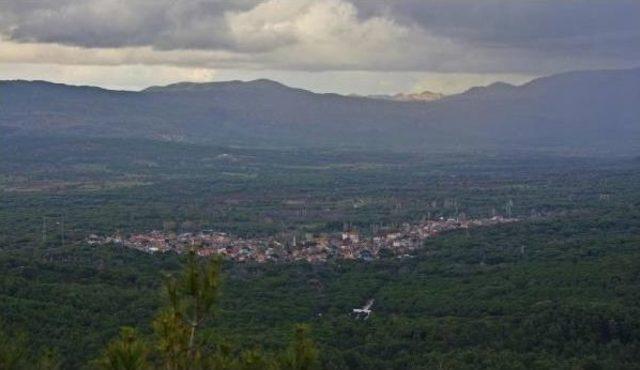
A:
[87,215,518,263]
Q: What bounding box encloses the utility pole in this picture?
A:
[42,216,47,244]
[505,200,513,219]
[60,215,65,248]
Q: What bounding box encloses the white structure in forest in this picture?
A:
[352,299,374,319]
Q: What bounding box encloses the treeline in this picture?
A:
[2,205,640,369]
[1,252,320,370]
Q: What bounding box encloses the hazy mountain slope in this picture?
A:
[427,68,640,147]
[1,68,639,152]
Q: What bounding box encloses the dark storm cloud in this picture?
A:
[0,0,638,73]
[1,0,260,49]
[357,0,640,58]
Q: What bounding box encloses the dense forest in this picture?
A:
[2,136,640,369]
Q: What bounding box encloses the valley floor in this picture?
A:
[2,137,639,369]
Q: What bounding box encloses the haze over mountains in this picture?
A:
[2,67,639,154]
[366,90,446,102]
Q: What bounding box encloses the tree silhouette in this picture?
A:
[95,327,149,370]
[94,250,318,370]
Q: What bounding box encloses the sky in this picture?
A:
[0,0,638,95]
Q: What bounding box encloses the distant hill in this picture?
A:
[1,67,639,153]
[367,90,445,102]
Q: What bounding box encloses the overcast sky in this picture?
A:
[1,0,638,94]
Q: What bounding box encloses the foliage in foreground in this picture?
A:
[0,325,61,369]
[1,251,319,370]
[94,251,318,370]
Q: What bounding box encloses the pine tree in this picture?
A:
[93,251,320,369]
[153,250,222,369]
[95,327,149,370]
[0,326,28,370]
[35,349,62,370]
[279,325,320,370]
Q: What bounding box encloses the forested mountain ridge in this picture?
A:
[1,67,639,153]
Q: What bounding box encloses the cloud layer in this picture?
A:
[1,0,638,74]
[0,0,638,95]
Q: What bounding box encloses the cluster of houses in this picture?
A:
[87,216,517,263]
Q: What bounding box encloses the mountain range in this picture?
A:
[1,67,639,154]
